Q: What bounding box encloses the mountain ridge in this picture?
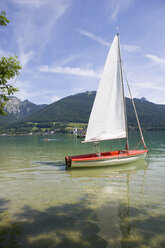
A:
[25,91,165,129]
[0,92,165,131]
[0,96,47,126]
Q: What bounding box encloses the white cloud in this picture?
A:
[124,73,165,104]
[107,0,134,21]
[134,81,165,92]
[15,80,32,100]
[121,44,140,52]
[50,95,61,103]
[19,50,35,67]
[57,54,79,66]
[78,29,140,52]
[0,50,10,57]
[78,29,110,47]
[15,79,54,103]
[0,48,35,68]
[38,65,101,78]
[13,0,70,53]
[112,3,120,21]
[135,82,165,104]
[145,54,165,65]
[11,0,49,8]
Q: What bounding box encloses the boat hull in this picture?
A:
[65,150,148,168]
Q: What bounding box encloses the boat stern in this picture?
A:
[65,156,72,168]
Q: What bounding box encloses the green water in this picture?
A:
[0,132,165,248]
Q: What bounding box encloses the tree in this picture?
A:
[0,11,22,115]
[0,11,9,26]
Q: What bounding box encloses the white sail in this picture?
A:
[84,35,127,143]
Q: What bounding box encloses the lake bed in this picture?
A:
[0,132,165,247]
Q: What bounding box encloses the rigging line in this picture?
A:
[122,68,147,150]
[134,139,142,150]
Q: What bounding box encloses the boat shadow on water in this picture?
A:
[36,161,66,170]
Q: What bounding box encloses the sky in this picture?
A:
[1,0,165,105]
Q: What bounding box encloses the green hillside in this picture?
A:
[126,97,165,129]
[26,91,95,123]
[26,91,165,129]
[1,91,165,134]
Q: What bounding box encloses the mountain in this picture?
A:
[25,91,165,129]
[0,96,47,126]
[1,92,165,131]
[26,91,95,123]
[126,97,165,128]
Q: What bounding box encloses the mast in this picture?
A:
[117,33,129,151]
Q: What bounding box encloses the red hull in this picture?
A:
[65,149,148,168]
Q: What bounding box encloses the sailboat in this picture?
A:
[65,34,148,168]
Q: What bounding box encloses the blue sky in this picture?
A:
[1,0,165,104]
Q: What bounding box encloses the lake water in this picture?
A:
[0,132,165,248]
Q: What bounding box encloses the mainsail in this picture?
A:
[84,34,127,143]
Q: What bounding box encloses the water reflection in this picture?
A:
[65,159,165,248]
[0,134,165,247]
[67,159,149,178]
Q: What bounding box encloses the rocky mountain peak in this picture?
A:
[3,96,47,119]
[140,97,149,103]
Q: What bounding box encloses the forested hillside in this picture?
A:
[26,91,165,129]
[1,92,165,134]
